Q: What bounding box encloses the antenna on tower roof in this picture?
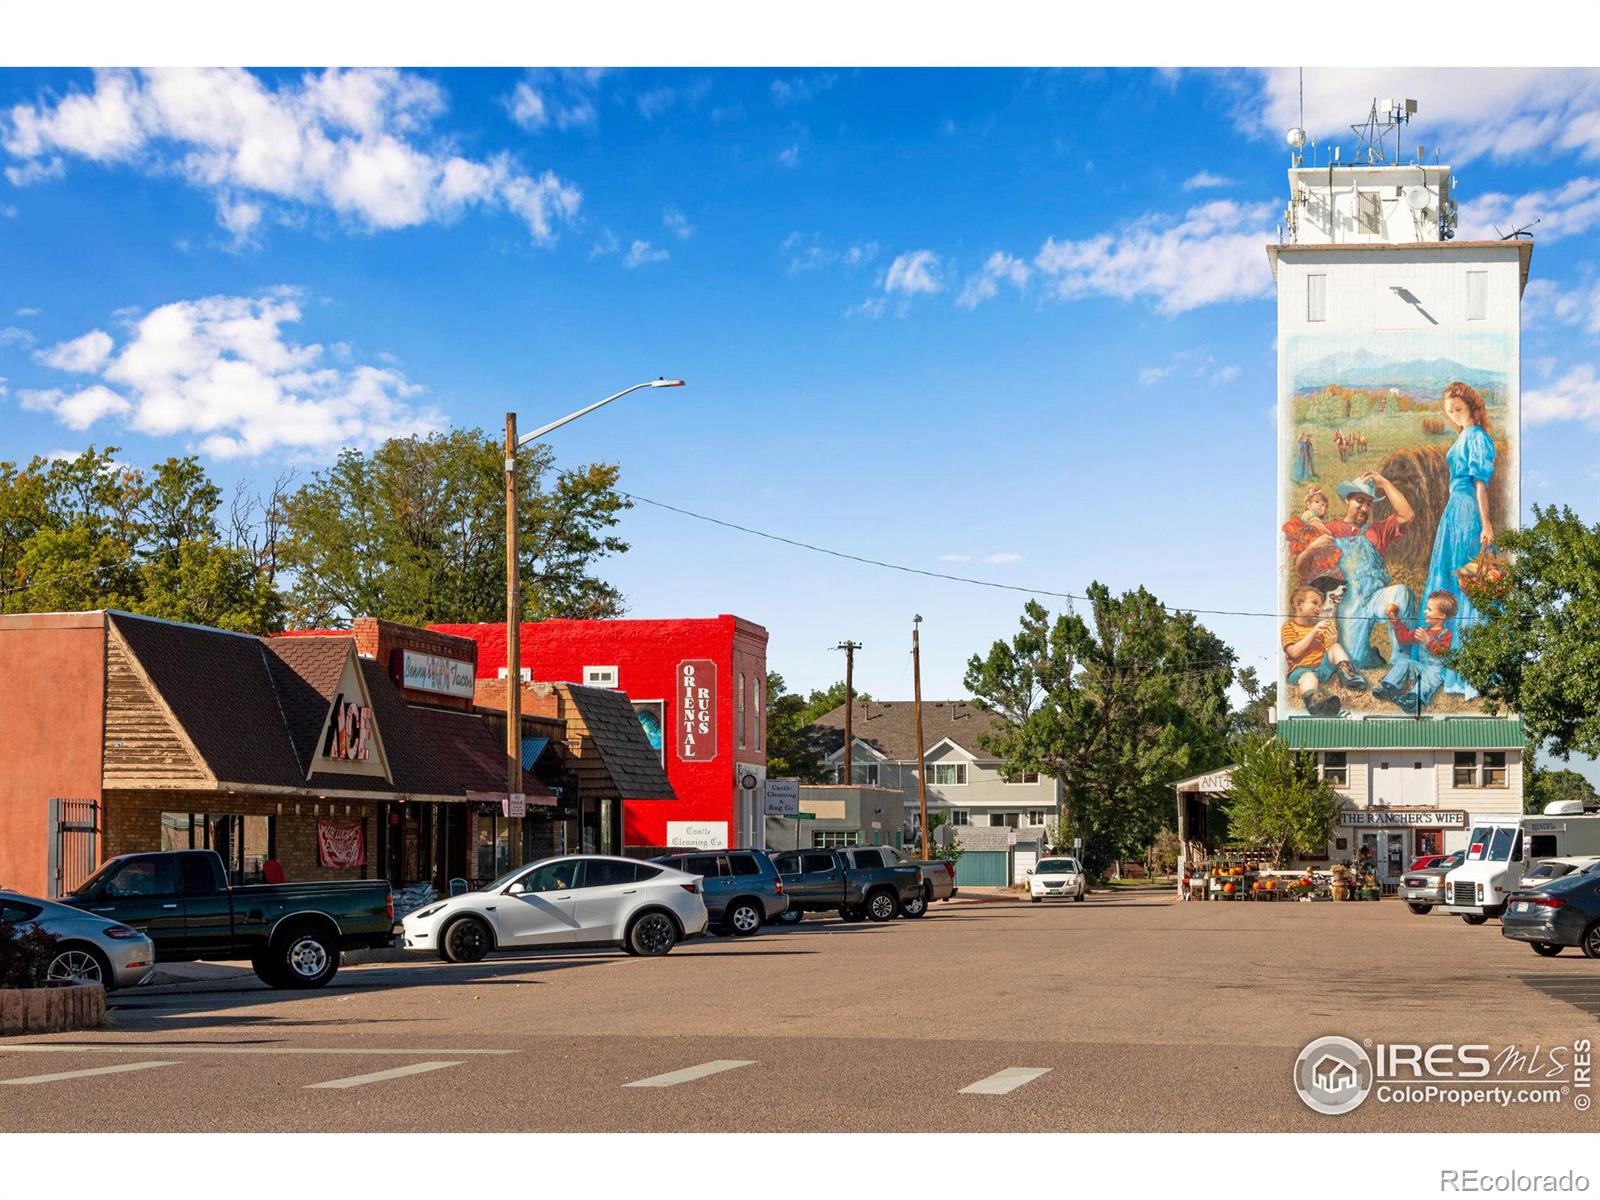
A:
[1349,97,1417,164]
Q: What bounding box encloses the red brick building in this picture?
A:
[430,616,768,854]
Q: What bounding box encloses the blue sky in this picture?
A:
[2,67,1597,772]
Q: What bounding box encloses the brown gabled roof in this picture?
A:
[408,704,514,796]
[562,684,676,800]
[805,699,1003,763]
[261,635,354,774]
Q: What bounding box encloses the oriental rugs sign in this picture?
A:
[395,649,476,699]
[677,659,717,762]
[1340,809,1468,829]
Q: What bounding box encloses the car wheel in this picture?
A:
[899,892,928,919]
[838,906,865,923]
[1406,902,1432,915]
[45,944,110,989]
[1075,891,1086,902]
[1532,942,1563,957]
[776,908,803,925]
[441,916,492,964]
[866,890,899,923]
[273,924,341,988]
[727,899,764,937]
[1461,914,1489,926]
[627,911,678,956]
[1582,923,1600,961]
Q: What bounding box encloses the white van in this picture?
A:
[1443,802,1600,924]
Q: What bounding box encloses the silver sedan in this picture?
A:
[1,891,157,990]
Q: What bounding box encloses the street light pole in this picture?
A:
[503,380,684,805]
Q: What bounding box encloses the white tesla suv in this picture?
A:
[402,855,709,961]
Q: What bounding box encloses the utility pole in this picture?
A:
[505,413,522,803]
[912,615,929,860]
[834,640,861,784]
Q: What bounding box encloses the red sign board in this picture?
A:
[677,659,717,762]
[316,818,366,868]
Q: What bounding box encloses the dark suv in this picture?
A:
[651,848,789,936]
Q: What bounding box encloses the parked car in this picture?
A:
[0,890,156,990]
[402,855,708,961]
[1398,850,1466,914]
[876,845,958,915]
[1445,806,1600,924]
[771,847,922,923]
[651,848,788,936]
[1028,857,1087,902]
[1518,856,1600,891]
[1500,869,1600,958]
[60,849,394,989]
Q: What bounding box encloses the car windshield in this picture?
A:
[486,863,541,893]
[1465,827,1494,862]
[70,858,123,896]
[1487,827,1517,862]
[1037,859,1079,873]
[1524,863,1561,881]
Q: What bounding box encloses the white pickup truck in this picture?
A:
[1443,802,1600,924]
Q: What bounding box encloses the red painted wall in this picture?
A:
[429,616,768,850]
[0,613,107,895]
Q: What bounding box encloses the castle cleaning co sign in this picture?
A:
[677,659,717,761]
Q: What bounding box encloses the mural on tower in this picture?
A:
[1279,330,1516,718]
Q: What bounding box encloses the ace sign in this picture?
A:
[677,659,717,762]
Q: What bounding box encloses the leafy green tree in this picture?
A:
[963,586,1236,876]
[1230,665,1277,737]
[1222,733,1341,867]
[1454,505,1600,758]
[1525,761,1600,816]
[278,430,630,626]
[764,672,830,782]
[799,680,872,723]
[138,539,286,633]
[926,811,964,865]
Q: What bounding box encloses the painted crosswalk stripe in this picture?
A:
[0,1044,514,1056]
[306,1061,462,1090]
[1,1060,175,1086]
[624,1060,755,1088]
[959,1067,1052,1095]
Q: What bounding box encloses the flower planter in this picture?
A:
[0,981,106,1036]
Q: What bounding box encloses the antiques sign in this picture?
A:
[676,659,717,762]
[316,818,366,868]
[396,649,476,699]
[1340,809,1468,828]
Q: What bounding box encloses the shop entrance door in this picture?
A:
[1359,830,1408,890]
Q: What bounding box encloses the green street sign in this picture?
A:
[793,812,817,820]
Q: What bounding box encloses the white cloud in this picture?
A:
[4,69,582,244]
[36,329,113,373]
[783,232,879,274]
[1458,177,1600,243]
[884,249,943,297]
[1523,363,1600,427]
[1524,277,1600,336]
[1183,171,1233,190]
[623,240,668,269]
[980,553,1022,565]
[589,228,621,259]
[771,75,836,106]
[843,297,886,320]
[1244,68,1600,164]
[45,449,82,462]
[4,156,64,186]
[663,207,693,240]
[1138,364,1176,385]
[957,251,1030,310]
[1214,364,1242,384]
[776,144,800,168]
[0,325,36,348]
[15,307,40,317]
[1032,198,1276,316]
[25,289,442,458]
[503,69,603,132]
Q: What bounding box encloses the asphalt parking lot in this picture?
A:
[2,889,1596,1133]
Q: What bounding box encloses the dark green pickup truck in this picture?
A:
[63,850,394,989]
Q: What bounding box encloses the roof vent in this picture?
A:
[1544,799,1586,816]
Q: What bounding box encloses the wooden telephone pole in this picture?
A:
[834,640,861,783]
[504,413,523,802]
[912,615,929,859]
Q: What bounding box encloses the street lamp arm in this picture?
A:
[517,378,683,447]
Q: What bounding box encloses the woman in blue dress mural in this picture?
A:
[1422,381,1496,698]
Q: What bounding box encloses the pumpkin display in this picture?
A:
[1223,882,1236,895]
[1250,881,1262,892]
[1264,879,1277,891]
[1231,866,1244,877]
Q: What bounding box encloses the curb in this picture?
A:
[1,982,106,1035]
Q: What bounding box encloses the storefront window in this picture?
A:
[1319,752,1348,787]
[160,813,274,884]
[813,830,862,849]
[475,814,511,881]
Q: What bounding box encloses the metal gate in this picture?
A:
[47,797,99,898]
[955,850,1011,888]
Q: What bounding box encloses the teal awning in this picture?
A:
[1277,717,1524,750]
[520,736,551,770]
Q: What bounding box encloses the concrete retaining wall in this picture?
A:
[0,982,106,1036]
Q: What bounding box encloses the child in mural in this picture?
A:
[1282,486,1340,579]
[1421,381,1497,699]
[1373,592,1459,715]
[1281,585,1368,715]
[1296,473,1418,670]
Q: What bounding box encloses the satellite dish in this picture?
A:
[1286,126,1307,150]
[1404,185,1430,212]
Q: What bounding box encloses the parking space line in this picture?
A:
[0,1045,515,1056]
[1,1061,175,1086]
[959,1067,1052,1095]
[307,1061,462,1090]
[624,1060,755,1088]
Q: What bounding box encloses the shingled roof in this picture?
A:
[561,684,676,800]
[805,699,1003,762]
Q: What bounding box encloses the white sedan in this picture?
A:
[1028,857,1087,902]
[402,855,709,962]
